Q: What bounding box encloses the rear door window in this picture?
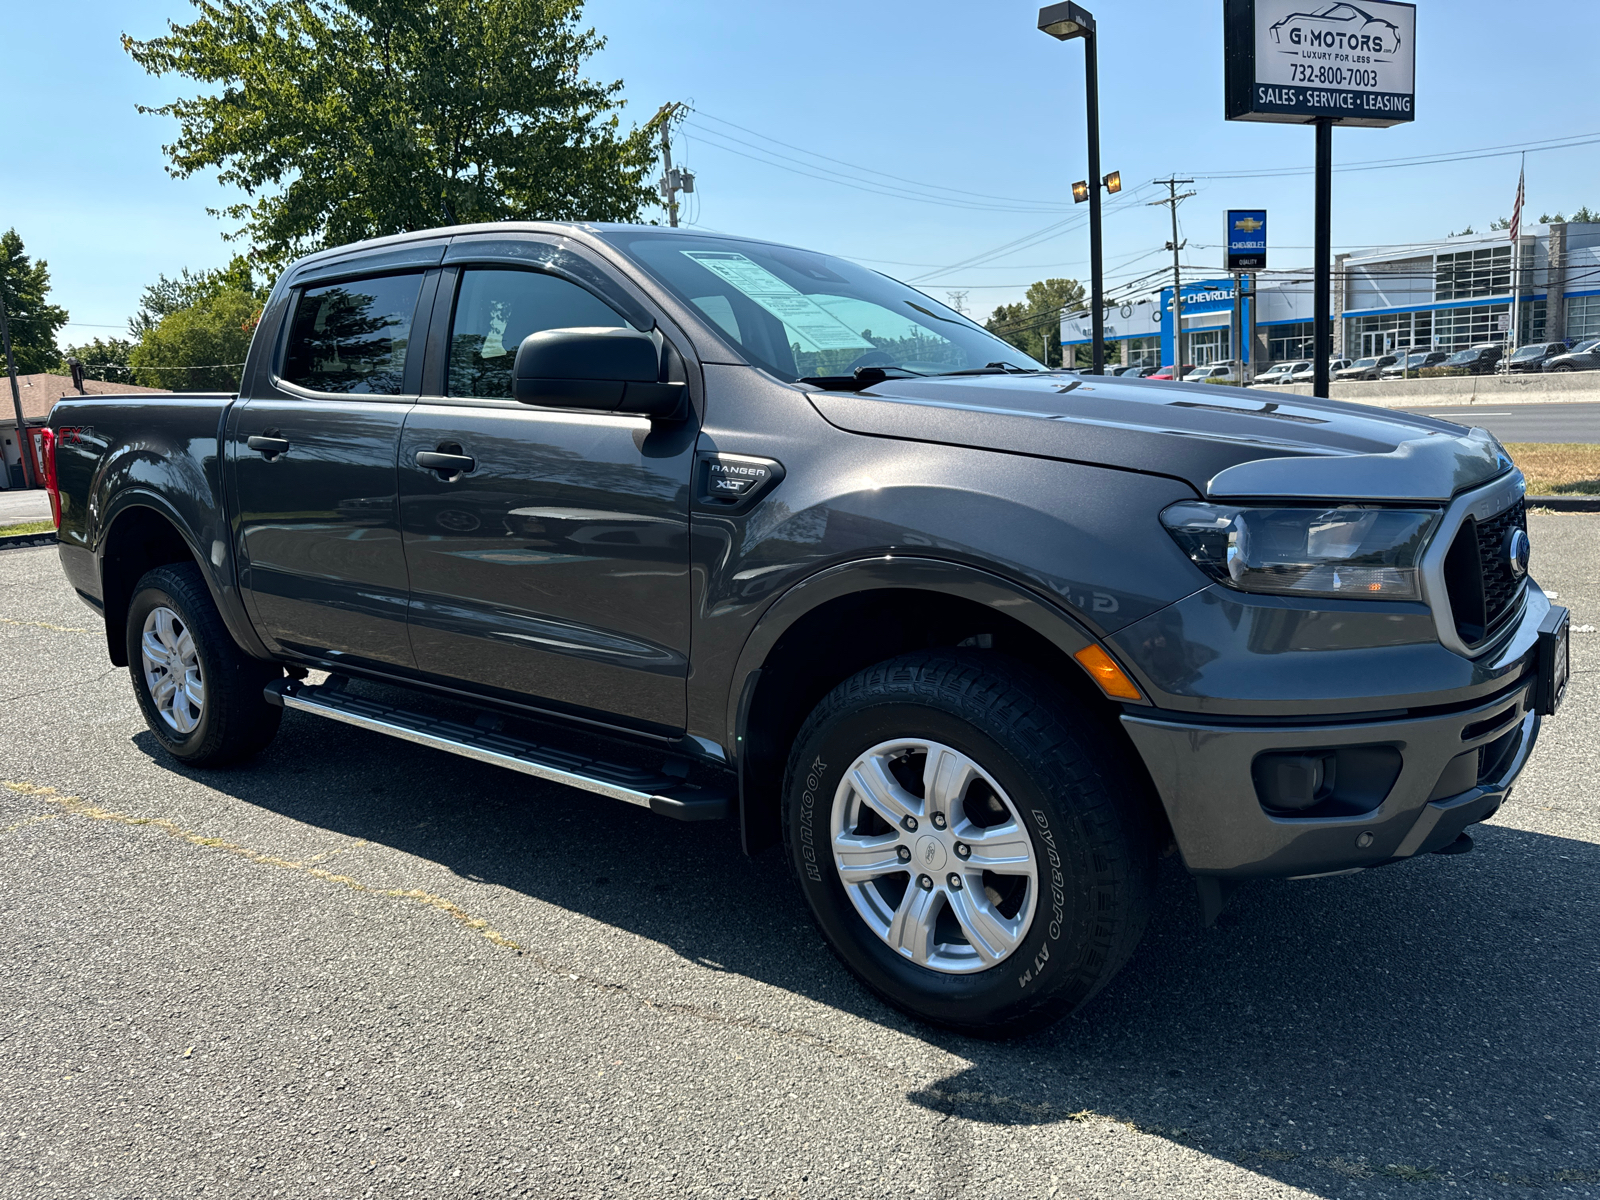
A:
[447,269,627,399]
[281,273,424,395]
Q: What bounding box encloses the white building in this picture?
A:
[1059,221,1600,368]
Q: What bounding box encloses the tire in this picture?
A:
[1553,364,1573,372]
[126,563,282,766]
[783,651,1154,1036]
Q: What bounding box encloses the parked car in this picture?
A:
[1439,344,1504,375]
[1109,365,1147,377]
[1501,342,1571,374]
[1254,361,1308,385]
[1133,365,1161,378]
[1146,364,1196,381]
[1334,355,1399,382]
[1184,363,1242,384]
[1380,350,1449,379]
[1543,339,1600,372]
[39,221,1569,1036]
[1289,359,1349,383]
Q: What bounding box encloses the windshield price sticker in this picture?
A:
[1225,0,1416,127]
[681,251,873,352]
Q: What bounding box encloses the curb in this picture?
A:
[0,532,57,552]
[1527,495,1600,513]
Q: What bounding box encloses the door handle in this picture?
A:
[247,435,290,459]
[415,450,476,477]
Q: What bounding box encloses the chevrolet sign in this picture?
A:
[1227,210,1268,270]
[1225,0,1416,127]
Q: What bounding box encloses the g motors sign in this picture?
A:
[1225,0,1416,127]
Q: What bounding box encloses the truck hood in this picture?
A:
[806,374,1514,502]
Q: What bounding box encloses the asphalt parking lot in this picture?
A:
[2,518,1597,1200]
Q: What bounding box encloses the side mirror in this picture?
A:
[512,326,687,419]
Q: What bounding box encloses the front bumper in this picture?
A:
[1122,679,1539,879]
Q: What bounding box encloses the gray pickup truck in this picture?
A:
[40,222,1569,1034]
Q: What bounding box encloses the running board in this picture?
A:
[264,677,728,821]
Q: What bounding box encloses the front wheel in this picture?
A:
[127,563,282,766]
[783,652,1153,1036]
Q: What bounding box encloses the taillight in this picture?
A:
[33,427,60,529]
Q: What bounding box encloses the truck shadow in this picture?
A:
[135,710,1600,1198]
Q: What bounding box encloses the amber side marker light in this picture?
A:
[1073,644,1143,701]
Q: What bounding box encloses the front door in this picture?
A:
[397,265,695,732]
[231,270,431,669]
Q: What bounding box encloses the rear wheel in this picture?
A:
[127,563,281,766]
[1553,364,1574,372]
[783,652,1153,1036]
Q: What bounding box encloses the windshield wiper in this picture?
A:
[932,362,1047,377]
[796,365,928,392]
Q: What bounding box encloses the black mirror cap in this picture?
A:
[512,326,687,419]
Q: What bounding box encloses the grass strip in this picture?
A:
[0,520,54,537]
[1504,443,1600,495]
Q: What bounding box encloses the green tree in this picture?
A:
[124,0,661,265]
[0,229,68,374]
[985,277,1085,367]
[129,288,262,392]
[62,337,138,383]
[1573,205,1598,223]
[129,255,262,338]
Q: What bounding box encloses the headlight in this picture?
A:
[1160,502,1440,600]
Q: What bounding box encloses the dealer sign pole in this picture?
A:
[1223,0,1416,399]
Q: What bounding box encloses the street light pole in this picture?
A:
[1083,25,1104,375]
[1038,3,1107,374]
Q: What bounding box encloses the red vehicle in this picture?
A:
[1146,364,1195,381]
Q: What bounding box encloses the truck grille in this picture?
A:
[1442,498,1527,646]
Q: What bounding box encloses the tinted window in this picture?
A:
[448,269,626,399]
[282,273,423,395]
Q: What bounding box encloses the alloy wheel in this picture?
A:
[140,605,205,735]
[830,738,1039,974]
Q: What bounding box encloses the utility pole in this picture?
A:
[653,102,693,228]
[945,290,969,317]
[0,291,36,489]
[1151,178,1195,373]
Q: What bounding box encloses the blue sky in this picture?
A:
[6,0,1598,342]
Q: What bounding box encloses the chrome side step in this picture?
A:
[264,678,728,821]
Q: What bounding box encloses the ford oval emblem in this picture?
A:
[1502,528,1530,579]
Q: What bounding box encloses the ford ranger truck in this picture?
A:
[41,223,1570,1035]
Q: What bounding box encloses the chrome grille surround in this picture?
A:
[1417,469,1529,658]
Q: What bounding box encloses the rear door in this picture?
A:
[230,264,438,669]
[397,252,695,733]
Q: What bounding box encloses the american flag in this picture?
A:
[1509,164,1525,242]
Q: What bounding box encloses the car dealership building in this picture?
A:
[1059,221,1600,369]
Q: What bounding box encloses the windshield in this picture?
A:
[1404,353,1429,365]
[603,232,1045,381]
[1351,358,1376,368]
[1510,346,1544,360]
[1576,340,1600,354]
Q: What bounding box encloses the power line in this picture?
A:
[689,109,1070,208]
[1182,131,1600,181]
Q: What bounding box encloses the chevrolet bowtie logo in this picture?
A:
[1234,217,1264,233]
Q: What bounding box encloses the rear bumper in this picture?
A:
[1122,681,1538,879]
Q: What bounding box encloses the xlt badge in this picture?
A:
[694,452,785,514]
